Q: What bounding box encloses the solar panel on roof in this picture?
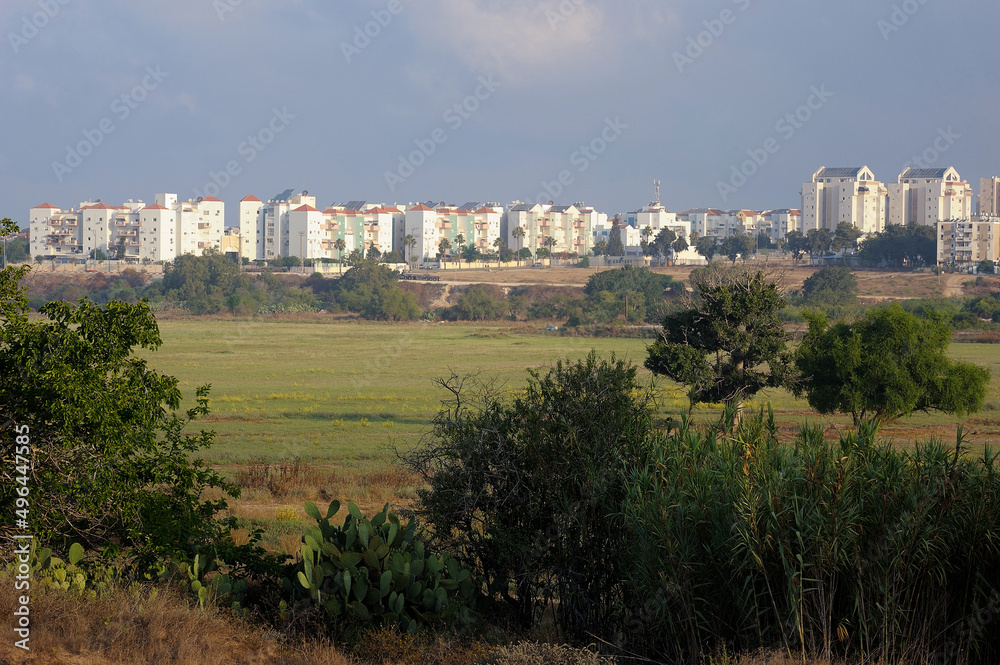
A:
[345,200,367,211]
[272,188,295,202]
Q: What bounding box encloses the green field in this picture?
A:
[138,318,1000,552]
[146,319,1000,467]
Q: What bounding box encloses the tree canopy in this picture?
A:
[645,267,794,410]
[800,266,859,307]
[858,223,936,269]
[794,304,990,427]
[335,260,421,320]
[0,265,237,563]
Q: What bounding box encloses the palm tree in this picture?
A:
[438,238,452,265]
[512,226,525,267]
[493,236,504,268]
[404,234,417,268]
[333,238,346,275]
[455,233,465,269]
[542,236,557,264]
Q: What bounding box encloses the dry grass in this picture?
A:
[0,576,354,665]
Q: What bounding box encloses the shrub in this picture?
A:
[402,352,656,637]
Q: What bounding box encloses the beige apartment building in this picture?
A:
[888,167,972,226]
[937,218,1000,268]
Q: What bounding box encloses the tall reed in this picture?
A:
[619,410,1000,664]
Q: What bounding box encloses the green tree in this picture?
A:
[978,259,995,275]
[0,265,238,562]
[695,236,718,262]
[858,223,936,269]
[512,227,526,266]
[807,228,833,258]
[832,221,862,255]
[401,352,656,636]
[493,236,505,267]
[438,238,452,263]
[653,228,676,265]
[606,225,625,258]
[721,234,754,264]
[645,267,794,417]
[1,218,19,268]
[592,240,608,257]
[785,231,808,263]
[404,234,417,267]
[800,266,859,307]
[336,260,420,320]
[794,304,990,428]
[455,234,465,268]
[584,266,684,324]
[672,235,689,255]
[334,238,347,274]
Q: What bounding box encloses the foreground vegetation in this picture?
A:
[5,262,1000,664]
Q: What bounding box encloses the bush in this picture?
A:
[402,352,656,637]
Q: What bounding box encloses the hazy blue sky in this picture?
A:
[2,0,998,227]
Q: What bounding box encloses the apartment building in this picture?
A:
[405,204,502,262]
[762,209,802,242]
[29,194,223,262]
[624,203,691,241]
[887,167,972,226]
[679,209,734,239]
[802,166,888,234]
[980,177,1000,217]
[503,203,601,258]
[937,217,1000,268]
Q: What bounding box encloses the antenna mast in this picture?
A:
[653,179,661,206]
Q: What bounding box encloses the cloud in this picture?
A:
[407,0,606,84]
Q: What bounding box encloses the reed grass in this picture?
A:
[620,410,1000,664]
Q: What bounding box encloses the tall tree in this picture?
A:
[0,265,238,561]
[438,238,452,263]
[645,266,794,421]
[403,234,417,268]
[512,226,525,266]
[696,236,718,262]
[455,234,466,269]
[606,219,625,258]
[795,304,990,428]
[333,238,347,275]
[653,228,677,266]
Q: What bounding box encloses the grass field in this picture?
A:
[142,319,1000,553]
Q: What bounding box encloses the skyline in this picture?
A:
[3,0,998,228]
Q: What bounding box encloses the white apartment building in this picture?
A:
[405,204,502,262]
[980,177,1000,217]
[503,203,601,258]
[624,203,691,241]
[938,217,1000,268]
[802,166,888,234]
[762,209,802,243]
[887,167,972,226]
[679,209,734,239]
[29,193,223,262]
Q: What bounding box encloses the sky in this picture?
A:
[2,0,998,228]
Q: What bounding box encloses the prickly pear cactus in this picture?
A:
[285,500,480,635]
